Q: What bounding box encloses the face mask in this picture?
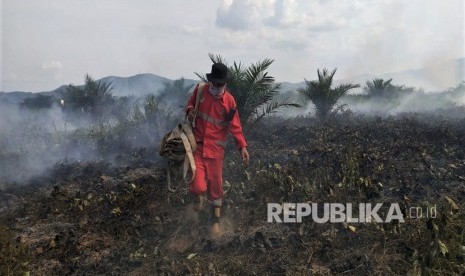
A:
[209,83,225,98]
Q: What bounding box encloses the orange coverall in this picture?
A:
[186,83,247,206]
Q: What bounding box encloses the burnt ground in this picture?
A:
[1,114,465,275]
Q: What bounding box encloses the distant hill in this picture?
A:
[1,58,463,103]
[0,74,199,104]
[99,74,197,97]
[0,91,35,104]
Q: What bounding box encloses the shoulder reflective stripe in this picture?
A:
[197,111,229,127]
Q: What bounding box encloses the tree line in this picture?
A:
[20,54,465,127]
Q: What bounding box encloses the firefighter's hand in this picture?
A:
[240,147,250,164]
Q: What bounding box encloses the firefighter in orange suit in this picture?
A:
[186,62,250,235]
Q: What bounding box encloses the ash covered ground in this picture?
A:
[1,113,465,275]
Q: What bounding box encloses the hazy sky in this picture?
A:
[1,0,464,92]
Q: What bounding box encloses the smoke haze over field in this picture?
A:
[0,102,97,182]
[0,92,180,183]
[1,0,464,92]
[1,76,465,183]
[342,89,465,117]
[275,76,465,118]
[1,41,465,183]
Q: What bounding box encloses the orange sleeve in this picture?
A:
[228,98,247,150]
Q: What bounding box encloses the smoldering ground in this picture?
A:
[0,102,99,183]
[2,79,465,274]
[0,91,184,183]
[341,83,465,117]
[276,81,465,119]
[2,79,465,184]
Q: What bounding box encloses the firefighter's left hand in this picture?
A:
[241,147,250,164]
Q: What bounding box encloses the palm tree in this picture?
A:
[364,78,393,98]
[298,68,360,120]
[63,74,114,120]
[157,78,194,108]
[196,54,299,127]
[144,94,159,124]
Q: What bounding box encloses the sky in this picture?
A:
[1,0,464,92]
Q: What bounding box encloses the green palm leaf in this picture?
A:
[195,54,300,128]
[298,68,360,120]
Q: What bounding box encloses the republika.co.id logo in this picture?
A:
[267,203,437,223]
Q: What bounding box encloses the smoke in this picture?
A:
[2,76,463,184]
[0,91,182,184]
[276,81,465,119]
[342,85,465,117]
[0,102,97,183]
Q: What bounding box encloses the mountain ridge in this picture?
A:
[1,58,463,103]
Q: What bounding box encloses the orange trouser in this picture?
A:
[189,146,223,207]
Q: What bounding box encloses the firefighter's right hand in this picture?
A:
[241,147,250,164]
